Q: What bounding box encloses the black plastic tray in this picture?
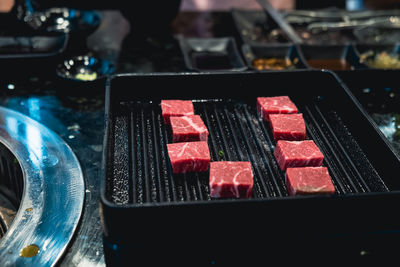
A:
[0,32,68,76]
[101,71,400,265]
[0,33,68,57]
[178,36,247,72]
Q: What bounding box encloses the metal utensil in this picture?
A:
[283,9,400,24]
[307,16,400,33]
[256,0,303,43]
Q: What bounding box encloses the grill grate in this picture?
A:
[0,143,23,239]
[109,98,388,205]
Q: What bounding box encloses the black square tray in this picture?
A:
[0,34,67,56]
[101,70,400,265]
[0,32,68,76]
[178,36,247,72]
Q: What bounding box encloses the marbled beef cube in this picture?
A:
[274,140,324,171]
[167,141,210,174]
[269,113,306,141]
[170,115,209,143]
[286,167,335,195]
[257,96,298,122]
[209,161,253,198]
[161,100,195,125]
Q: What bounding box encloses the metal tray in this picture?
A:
[232,7,400,46]
[101,71,400,265]
[278,8,400,45]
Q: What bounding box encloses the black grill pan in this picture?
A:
[101,70,400,265]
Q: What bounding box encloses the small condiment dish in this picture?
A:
[56,55,114,82]
[56,55,114,95]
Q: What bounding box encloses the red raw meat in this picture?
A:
[257,96,298,121]
[286,167,335,195]
[269,113,306,141]
[167,141,210,174]
[274,140,324,171]
[170,115,209,143]
[209,161,253,198]
[161,100,195,125]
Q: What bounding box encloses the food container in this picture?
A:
[355,44,400,69]
[231,9,290,45]
[241,43,308,70]
[100,70,400,265]
[55,55,115,95]
[299,44,367,70]
[178,36,247,72]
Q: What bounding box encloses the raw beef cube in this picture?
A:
[170,115,209,143]
[257,96,298,121]
[286,167,335,195]
[209,161,253,198]
[161,100,195,125]
[274,140,324,171]
[269,113,306,141]
[167,141,210,174]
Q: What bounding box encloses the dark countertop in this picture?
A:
[1,10,399,266]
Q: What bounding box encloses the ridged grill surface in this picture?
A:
[108,98,388,205]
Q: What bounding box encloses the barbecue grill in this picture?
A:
[101,70,400,265]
